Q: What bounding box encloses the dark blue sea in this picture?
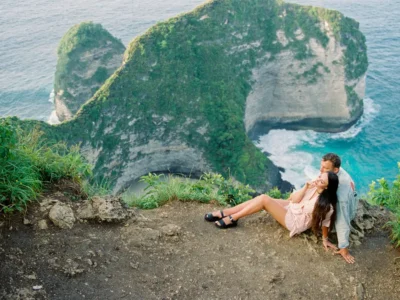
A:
[0,0,399,194]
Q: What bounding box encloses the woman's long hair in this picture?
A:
[311,171,339,235]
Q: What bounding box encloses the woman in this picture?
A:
[205,171,339,244]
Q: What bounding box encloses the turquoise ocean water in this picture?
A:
[0,0,399,194]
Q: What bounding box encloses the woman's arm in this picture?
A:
[322,226,338,251]
[322,226,329,240]
[321,209,338,251]
[288,182,311,203]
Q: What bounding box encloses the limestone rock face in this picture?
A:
[245,23,365,136]
[78,120,213,194]
[54,22,125,121]
[49,202,76,229]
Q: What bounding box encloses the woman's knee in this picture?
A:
[259,194,272,205]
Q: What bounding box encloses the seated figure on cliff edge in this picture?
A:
[205,170,339,257]
[205,153,357,264]
[318,153,358,264]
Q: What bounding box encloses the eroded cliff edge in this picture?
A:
[49,0,367,193]
[245,10,367,138]
[54,22,125,121]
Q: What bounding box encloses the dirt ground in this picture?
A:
[1,195,400,300]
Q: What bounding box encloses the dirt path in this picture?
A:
[1,200,400,300]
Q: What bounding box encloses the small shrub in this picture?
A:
[385,216,400,247]
[368,163,400,246]
[122,172,255,209]
[82,178,111,199]
[266,187,291,200]
[201,173,255,206]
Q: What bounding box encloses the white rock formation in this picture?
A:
[245,24,365,135]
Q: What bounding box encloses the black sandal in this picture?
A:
[204,210,224,222]
[215,215,238,229]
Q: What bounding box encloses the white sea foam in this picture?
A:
[48,89,55,103]
[47,89,60,124]
[255,130,318,188]
[255,98,380,188]
[329,98,379,140]
[47,110,60,125]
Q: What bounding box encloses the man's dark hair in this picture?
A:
[322,153,341,168]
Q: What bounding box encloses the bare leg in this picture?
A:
[216,195,288,229]
[210,197,289,218]
[208,197,259,218]
[221,198,258,216]
[272,199,290,208]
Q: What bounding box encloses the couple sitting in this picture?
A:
[205,153,358,264]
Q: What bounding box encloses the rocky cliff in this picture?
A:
[50,0,367,193]
[245,10,367,137]
[54,22,125,121]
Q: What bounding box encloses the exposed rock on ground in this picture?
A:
[1,194,399,299]
[78,195,132,222]
[48,202,75,229]
[350,200,388,246]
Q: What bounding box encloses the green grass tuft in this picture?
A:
[0,118,92,213]
[368,162,400,246]
[122,172,256,209]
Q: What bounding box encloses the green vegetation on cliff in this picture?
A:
[284,4,368,80]
[53,0,367,191]
[54,22,125,115]
[123,173,255,209]
[0,118,91,212]
[368,163,400,246]
[123,172,292,210]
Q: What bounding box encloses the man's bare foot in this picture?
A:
[334,248,355,264]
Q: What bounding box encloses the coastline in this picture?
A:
[247,108,363,141]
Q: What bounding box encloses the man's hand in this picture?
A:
[335,248,355,264]
[323,240,338,252]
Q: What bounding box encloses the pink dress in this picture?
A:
[284,187,333,237]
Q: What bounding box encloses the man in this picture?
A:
[319,153,358,264]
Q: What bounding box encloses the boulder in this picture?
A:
[77,196,130,223]
[349,200,392,244]
[49,202,76,229]
[76,202,96,220]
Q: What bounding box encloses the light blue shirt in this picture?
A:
[335,168,358,249]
